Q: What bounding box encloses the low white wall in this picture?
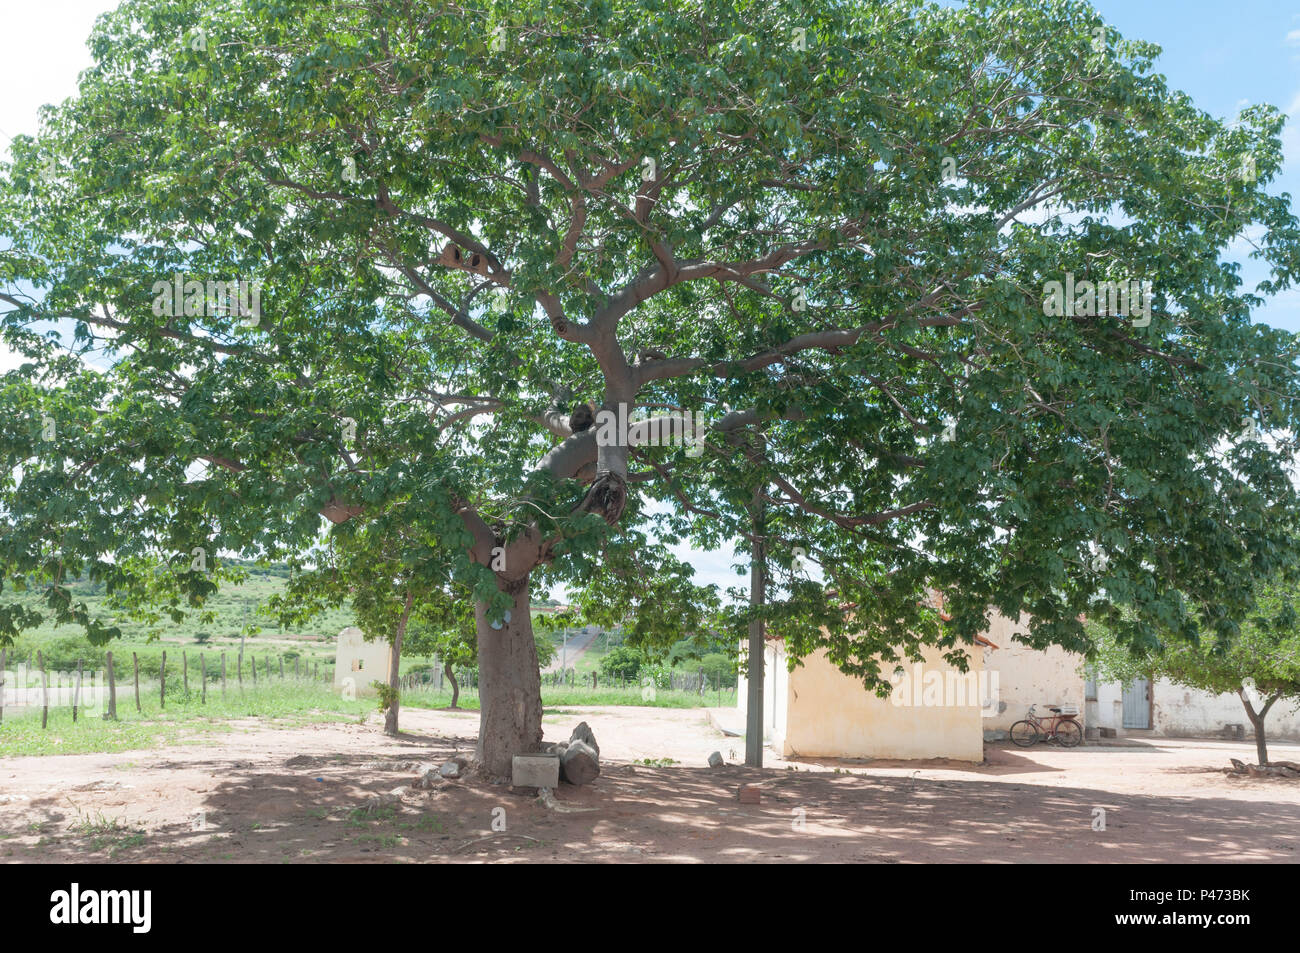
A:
[736,640,786,748]
[1154,680,1300,741]
[1093,678,1300,741]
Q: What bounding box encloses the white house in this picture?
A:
[333,626,392,697]
[1089,675,1300,741]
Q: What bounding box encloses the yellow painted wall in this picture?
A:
[781,644,985,761]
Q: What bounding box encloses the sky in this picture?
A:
[0,0,1298,599]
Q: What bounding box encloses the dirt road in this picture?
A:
[542,630,599,673]
[1,706,1296,863]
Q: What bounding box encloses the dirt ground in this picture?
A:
[2,705,1297,863]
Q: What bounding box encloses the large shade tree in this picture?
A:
[2,0,1300,776]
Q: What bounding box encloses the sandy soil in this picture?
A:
[1,705,1297,863]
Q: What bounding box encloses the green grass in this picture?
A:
[0,672,734,758]
[347,804,397,827]
[0,681,372,756]
[0,567,734,758]
[398,682,738,711]
[2,685,737,761]
[68,810,148,856]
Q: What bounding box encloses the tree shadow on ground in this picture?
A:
[6,739,1298,863]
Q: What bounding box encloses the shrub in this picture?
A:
[699,653,735,686]
[599,645,643,680]
[638,662,672,690]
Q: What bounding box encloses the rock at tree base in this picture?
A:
[560,740,600,786]
[569,721,600,757]
[708,751,724,768]
[414,767,443,789]
[1230,758,1300,778]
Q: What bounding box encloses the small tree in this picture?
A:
[1092,582,1300,765]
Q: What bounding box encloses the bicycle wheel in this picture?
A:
[1056,720,1083,747]
[1009,720,1040,747]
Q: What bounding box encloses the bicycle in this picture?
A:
[1009,704,1083,747]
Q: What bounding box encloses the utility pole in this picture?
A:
[745,483,766,767]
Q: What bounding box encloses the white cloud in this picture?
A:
[1286,29,1300,47]
[0,3,116,371]
[1282,89,1300,171]
[0,1,111,155]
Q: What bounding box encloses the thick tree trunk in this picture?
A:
[384,591,413,737]
[474,575,543,778]
[444,659,460,709]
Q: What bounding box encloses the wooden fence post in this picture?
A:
[1,647,6,724]
[160,651,167,708]
[221,652,227,698]
[201,654,207,704]
[106,651,117,720]
[294,657,300,678]
[251,653,257,684]
[106,655,118,722]
[38,650,48,729]
[237,652,243,687]
[73,658,83,723]
[133,652,141,712]
[279,656,284,680]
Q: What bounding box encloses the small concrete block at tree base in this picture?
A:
[438,760,464,780]
[513,753,561,789]
[738,784,762,804]
[707,751,725,768]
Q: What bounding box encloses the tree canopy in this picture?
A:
[2,0,1299,773]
